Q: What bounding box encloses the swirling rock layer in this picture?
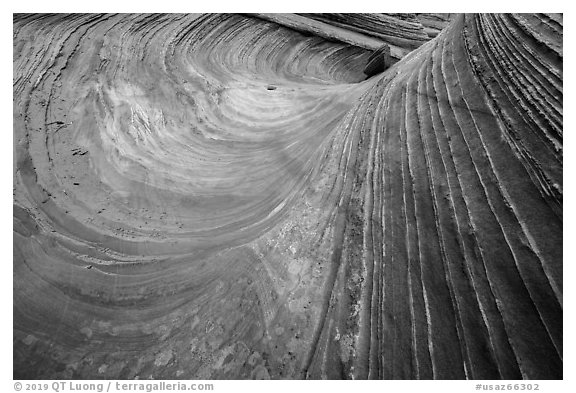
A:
[13,13,562,380]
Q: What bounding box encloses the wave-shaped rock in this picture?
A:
[13,13,562,380]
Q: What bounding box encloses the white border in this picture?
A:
[3,3,572,391]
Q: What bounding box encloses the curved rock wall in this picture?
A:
[13,13,562,380]
[305,13,562,380]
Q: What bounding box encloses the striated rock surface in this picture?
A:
[300,13,430,49]
[13,13,562,380]
[248,13,430,62]
[415,13,455,38]
[363,44,392,77]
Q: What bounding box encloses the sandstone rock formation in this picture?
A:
[415,13,454,38]
[363,44,391,77]
[13,13,562,380]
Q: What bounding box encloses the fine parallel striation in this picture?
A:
[248,13,432,62]
[13,13,562,380]
[299,13,431,50]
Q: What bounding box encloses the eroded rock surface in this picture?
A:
[13,13,562,379]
